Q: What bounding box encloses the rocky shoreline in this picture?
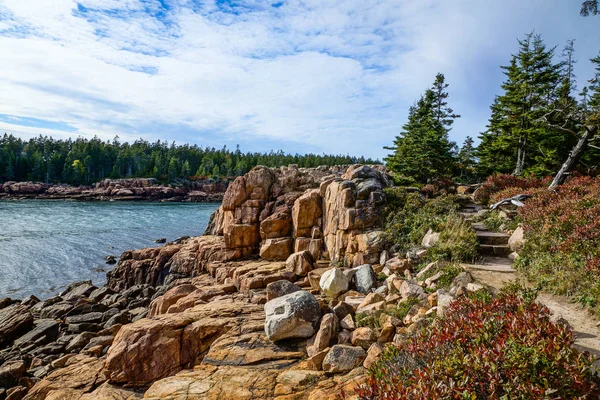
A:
[0,164,478,399]
[0,178,228,202]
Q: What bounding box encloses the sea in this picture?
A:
[0,200,219,299]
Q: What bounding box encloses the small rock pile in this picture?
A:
[263,253,485,376]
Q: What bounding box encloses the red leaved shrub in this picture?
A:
[519,176,600,275]
[473,174,549,204]
[356,289,600,400]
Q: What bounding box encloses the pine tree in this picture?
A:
[581,0,599,16]
[456,136,477,182]
[167,157,179,183]
[181,160,191,178]
[529,40,580,175]
[476,33,562,176]
[384,73,458,183]
[543,52,600,188]
[212,164,221,178]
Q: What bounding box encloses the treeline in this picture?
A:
[385,32,600,184]
[0,135,379,185]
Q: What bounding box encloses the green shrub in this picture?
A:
[418,262,464,290]
[383,188,477,262]
[385,298,421,321]
[356,287,600,399]
[428,215,478,262]
[390,173,418,187]
[355,312,380,329]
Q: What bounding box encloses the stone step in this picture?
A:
[479,244,512,257]
[471,222,488,231]
[461,259,516,273]
[476,231,510,245]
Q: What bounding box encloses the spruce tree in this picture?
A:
[581,0,599,16]
[384,73,458,183]
[456,136,477,182]
[476,32,562,176]
[530,40,580,175]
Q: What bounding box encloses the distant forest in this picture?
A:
[0,134,380,185]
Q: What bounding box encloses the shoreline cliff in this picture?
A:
[0,164,483,399]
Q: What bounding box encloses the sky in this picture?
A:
[0,0,598,160]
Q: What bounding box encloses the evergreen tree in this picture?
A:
[181,160,191,178]
[0,134,380,184]
[456,136,477,182]
[167,157,179,183]
[529,39,580,175]
[477,33,562,176]
[212,164,221,178]
[384,73,458,183]
[581,0,599,16]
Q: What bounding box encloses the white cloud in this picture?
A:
[0,0,598,159]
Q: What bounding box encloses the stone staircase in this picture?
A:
[459,202,516,273]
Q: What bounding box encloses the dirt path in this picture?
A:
[465,265,600,368]
[459,202,600,368]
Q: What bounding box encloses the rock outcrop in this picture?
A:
[0,178,228,202]
[106,164,391,291]
[3,164,442,400]
[209,164,391,267]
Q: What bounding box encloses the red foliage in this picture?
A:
[421,179,456,198]
[473,174,549,204]
[519,176,600,274]
[356,290,600,400]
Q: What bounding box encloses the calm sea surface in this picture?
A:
[0,200,219,299]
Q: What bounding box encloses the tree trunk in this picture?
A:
[548,125,598,190]
[513,139,525,176]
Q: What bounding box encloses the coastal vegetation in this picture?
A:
[0,134,379,185]
[383,188,478,263]
[357,286,600,399]
[384,32,600,186]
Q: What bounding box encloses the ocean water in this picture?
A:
[0,200,219,299]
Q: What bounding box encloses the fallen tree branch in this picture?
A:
[490,194,533,210]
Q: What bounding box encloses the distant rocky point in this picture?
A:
[0,178,228,202]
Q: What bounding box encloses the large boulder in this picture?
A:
[509,226,525,252]
[286,250,314,277]
[224,224,260,249]
[106,299,263,385]
[260,209,292,240]
[264,291,322,342]
[323,167,389,266]
[319,268,350,298]
[353,264,377,294]
[0,304,34,347]
[322,345,366,373]
[292,189,322,237]
[266,280,302,301]
[259,238,294,261]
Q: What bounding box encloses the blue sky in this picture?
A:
[0,0,598,160]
